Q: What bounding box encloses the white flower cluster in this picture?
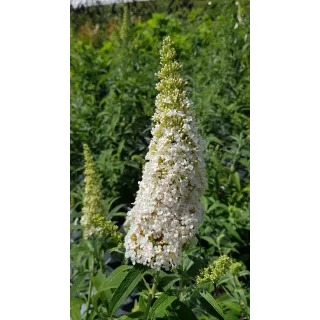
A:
[124,37,206,270]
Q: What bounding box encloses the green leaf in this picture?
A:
[238,270,250,277]
[109,203,125,216]
[70,272,88,298]
[111,109,121,131]
[182,255,194,271]
[149,294,177,319]
[92,270,110,308]
[118,311,145,320]
[70,245,90,256]
[200,196,208,212]
[88,309,97,320]
[222,222,242,242]
[233,172,241,191]
[201,291,225,320]
[172,301,197,320]
[139,294,147,312]
[70,297,84,307]
[91,269,105,290]
[70,305,81,320]
[110,211,127,217]
[117,139,126,158]
[92,265,132,307]
[222,301,242,315]
[104,197,120,213]
[165,315,180,320]
[224,311,239,320]
[108,246,125,253]
[99,265,133,290]
[109,264,148,315]
[208,135,223,145]
[207,202,228,214]
[163,277,180,291]
[201,236,216,246]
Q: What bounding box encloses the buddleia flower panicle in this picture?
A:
[81,144,122,246]
[124,36,207,271]
[196,255,233,284]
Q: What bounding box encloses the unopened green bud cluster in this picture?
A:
[81,144,122,246]
[196,255,233,284]
[230,261,242,274]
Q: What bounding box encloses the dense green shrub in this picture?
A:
[71,1,250,319]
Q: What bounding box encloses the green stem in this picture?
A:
[99,259,103,271]
[143,276,151,292]
[85,250,94,320]
[228,133,243,184]
[179,277,184,300]
[99,247,104,272]
[234,274,241,287]
[84,278,93,320]
[144,271,160,320]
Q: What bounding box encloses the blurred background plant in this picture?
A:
[70,0,250,319]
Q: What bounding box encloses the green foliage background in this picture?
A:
[70,0,250,319]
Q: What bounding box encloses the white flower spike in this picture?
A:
[124,36,206,271]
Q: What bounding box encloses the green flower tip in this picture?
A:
[160,36,177,65]
[155,36,187,100]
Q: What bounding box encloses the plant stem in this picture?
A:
[144,271,160,320]
[143,276,151,292]
[228,132,243,183]
[85,250,94,320]
[234,274,241,287]
[179,277,184,300]
[84,278,93,320]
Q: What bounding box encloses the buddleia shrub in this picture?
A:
[70,1,250,319]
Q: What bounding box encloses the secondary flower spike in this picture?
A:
[124,36,206,270]
[196,255,232,284]
[81,144,122,245]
